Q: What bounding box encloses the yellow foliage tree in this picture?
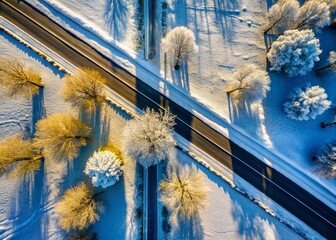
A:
[34,113,91,161]
[55,182,104,231]
[0,135,43,177]
[0,58,43,98]
[61,68,106,114]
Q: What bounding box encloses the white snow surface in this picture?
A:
[24,0,336,210]
[0,16,318,240]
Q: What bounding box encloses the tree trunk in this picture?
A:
[27,79,44,88]
[174,59,180,70]
[226,88,238,95]
[316,64,331,72]
[92,191,104,199]
[321,121,336,128]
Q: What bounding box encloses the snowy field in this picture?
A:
[0,31,140,239]
[0,26,308,239]
[24,0,336,209]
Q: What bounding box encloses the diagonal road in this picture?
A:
[0,0,335,238]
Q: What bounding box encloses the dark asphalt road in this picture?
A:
[0,0,335,238]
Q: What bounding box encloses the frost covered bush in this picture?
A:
[84,151,123,188]
[160,163,207,225]
[263,0,299,33]
[226,64,271,104]
[284,85,331,120]
[293,0,330,31]
[267,29,322,77]
[55,182,104,231]
[316,142,336,178]
[122,108,176,168]
[162,26,198,70]
[0,58,43,98]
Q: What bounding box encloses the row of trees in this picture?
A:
[263,0,335,34]
[264,0,335,120]
[157,6,334,121]
[0,60,208,234]
[262,0,336,177]
[53,107,208,233]
[0,113,91,177]
[221,0,336,179]
[122,107,208,226]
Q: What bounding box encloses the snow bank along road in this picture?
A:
[0,0,335,238]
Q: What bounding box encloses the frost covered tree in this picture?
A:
[162,26,198,70]
[316,51,336,72]
[61,68,107,114]
[122,108,176,168]
[263,0,299,33]
[34,113,91,161]
[55,182,104,231]
[293,0,330,31]
[0,135,43,177]
[160,164,207,225]
[226,64,271,104]
[315,142,336,178]
[84,150,123,188]
[267,29,322,77]
[284,85,331,120]
[0,58,43,98]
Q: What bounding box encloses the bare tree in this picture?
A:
[316,51,336,72]
[160,163,207,225]
[0,58,43,98]
[122,108,176,168]
[61,68,107,114]
[55,182,104,231]
[34,113,91,161]
[0,135,43,177]
[263,0,300,34]
[292,0,330,31]
[226,64,271,104]
[162,26,198,70]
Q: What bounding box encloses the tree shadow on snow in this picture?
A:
[65,107,111,180]
[104,0,128,42]
[213,0,240,42]
[171,213,204,240]
[228,94,272,147]
[90,170,128,239]
[231,199,280,240]
[6,165,46,239]
[170,61,190,93]
[31,88,45,137]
